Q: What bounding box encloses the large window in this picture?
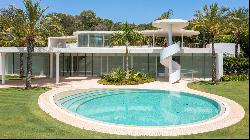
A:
[89,34,103,47]
[180,53,212,79]
[104,35,111,47]
[78,34,88,47]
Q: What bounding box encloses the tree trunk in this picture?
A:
[19,53,24,78]
[235,35,239,57]
[202,30,205,48]
[25,37,34,90]
[125,45,129,79]
[211,37,217,85]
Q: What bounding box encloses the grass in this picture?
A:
[0,81,248,139]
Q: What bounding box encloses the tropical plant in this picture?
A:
[0,5,26,78]
[110,22,144,78]
[192,3,229,84]
[99,68,155,85]
[227,8,249,57]
[102,68,126,83]
[156,9,173,20]
[22,0,47,89]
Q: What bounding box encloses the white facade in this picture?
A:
[0,19,234,84]
[206,43,240,57]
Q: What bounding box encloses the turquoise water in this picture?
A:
[57,89,220,126]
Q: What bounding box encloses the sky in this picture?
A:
[0,0,249,24]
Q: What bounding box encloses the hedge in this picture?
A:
[223,56,249,75]
[220,74,249,82]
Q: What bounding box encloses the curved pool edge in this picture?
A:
[38,85,245,136]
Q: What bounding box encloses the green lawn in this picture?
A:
[0,81,248,139]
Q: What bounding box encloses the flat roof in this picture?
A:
[73,31,116,36]
[48,36,77,40]
[152,19,189,30]
[141,29,199,37]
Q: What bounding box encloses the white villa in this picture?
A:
[0,19,239,84]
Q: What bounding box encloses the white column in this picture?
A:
[1,53,5,84]
[181,32,184,47]
[216,52,223,80]
[153,34,155,47]
[50,53,53,78]
[71,54,73,76]
[168,24,173,46]
[56,53,60,84]
[237,44,241,55]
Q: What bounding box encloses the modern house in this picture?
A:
[0,19,233,84]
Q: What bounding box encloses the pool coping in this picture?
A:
[38,80,245,136]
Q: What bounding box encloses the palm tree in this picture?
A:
[192,3,229,84]
[110,22,144,78]
[227,8,249,57]
[156,9,173,20]
[23,0,47,89]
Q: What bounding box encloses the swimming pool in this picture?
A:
[56,89,221,126]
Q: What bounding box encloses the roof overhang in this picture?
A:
[152,19,189,30]
[48,36,77,40]
[141,29,199,37]
[73,31,116,36]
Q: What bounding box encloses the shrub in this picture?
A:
[223,56,249,75]
[102,68,126,83]
[220,74,249,82]
[99,68,155,85]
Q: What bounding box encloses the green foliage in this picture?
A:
[38,15,66,46]
[223,56,249,74]
[215,35,234,43]
[102,68,126,83]
[192,3,229,38]
[220,74,249,81]
[222,56,249,82]
[0,5,26,47]
[110,22,145,46]
[99,68,155,85]
[156,9,173,20]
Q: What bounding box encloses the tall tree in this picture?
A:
[38,14,66,46]
[48,13,76,35]
[110,22,144,78]
[22,0,47,89]
[0,6,26,78]
[227,8,249,57]
[192,3,229,84]
[78,10,99,30]
[156,9,173,20]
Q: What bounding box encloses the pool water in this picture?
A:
[57,89,220,126]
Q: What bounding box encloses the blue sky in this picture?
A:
[0,0,249,24]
